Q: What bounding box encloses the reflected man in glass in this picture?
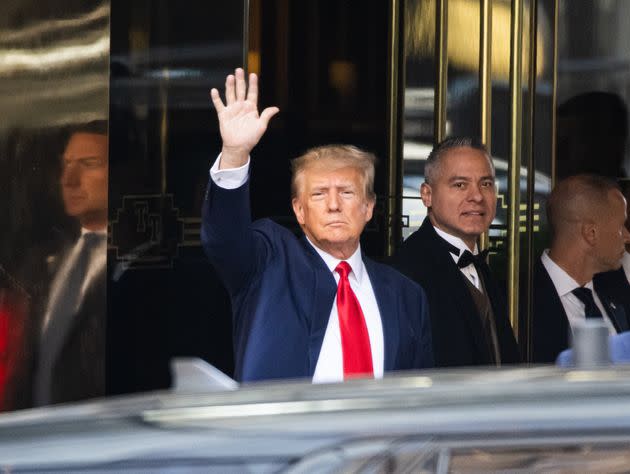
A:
[33,121,108,406]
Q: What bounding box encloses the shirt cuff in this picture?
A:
[209,153,250,189]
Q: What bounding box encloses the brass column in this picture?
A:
[479,0,492,151]
[386,0,402,256]
[434,0,448,144]
[551,0,559,186]
[243,0,250,70]
[524,0,539,359]
[507,0,524,336]
[479,0,492,251]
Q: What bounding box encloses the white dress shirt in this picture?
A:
[622,251,630,284]
[432,225,483,291]
[209,154,384,383]
[541,250,617,336]
[308,239,384,383]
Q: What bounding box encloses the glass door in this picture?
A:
[400,0,558,359]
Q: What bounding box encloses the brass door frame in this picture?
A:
[397,0,560,351]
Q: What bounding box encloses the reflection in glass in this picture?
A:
[0,1,110,410]
[33,125,109,407]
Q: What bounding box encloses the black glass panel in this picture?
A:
[106,0,245,393]
[106,0,391,393]
[0,1,110,410]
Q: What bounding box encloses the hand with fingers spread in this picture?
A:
[210,68,280,169]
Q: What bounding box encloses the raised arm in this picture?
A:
[210,68,279,169]
[202,69,279,297]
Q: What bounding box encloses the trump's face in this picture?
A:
[292,165,374,260]
[421,146,496,250]
[61,132,109,231]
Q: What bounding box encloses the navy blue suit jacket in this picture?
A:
[201,178,433,382]
[531,258,629,363]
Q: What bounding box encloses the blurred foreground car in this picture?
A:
[1,362,630,473]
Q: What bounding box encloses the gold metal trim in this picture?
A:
[479,0,492,252]
[434,0,449,144]
[507,0,524,337]
[524,0,539,361]
[387,0,402,256]
[159,70,169,195]
[480,0,492,151]
[551,0,559,187]
[243,0,250,71]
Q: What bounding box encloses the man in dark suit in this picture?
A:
[202,68,433,382]
[393,137,519,367]
[29,122,108,406]
[532,175,630,363]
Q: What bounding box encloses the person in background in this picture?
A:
[393,137,519,367]
[531,174,630,363]
[30,121,109,406]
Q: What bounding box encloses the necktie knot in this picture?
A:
[457,249,490,269]
[335,261,352,280]
[82,232,106,247]
[572,286,604,319]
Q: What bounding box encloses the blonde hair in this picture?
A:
[291,144,376,200]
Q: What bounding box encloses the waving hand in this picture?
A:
[210,68,279,169]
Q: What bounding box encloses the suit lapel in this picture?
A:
[532,260,570,361]
[299,237,337,376]
[602,298,629,333]
[364,258,399,371]
[422,222,488,359]
[595,271,630,333]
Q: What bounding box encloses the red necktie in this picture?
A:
[335,261,374,379]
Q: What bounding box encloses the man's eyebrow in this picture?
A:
[446,175,495,182]
[447,176,472,182]
[62,155,104,161]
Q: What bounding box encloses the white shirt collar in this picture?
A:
[305,236,364,284]
[622,251,630,282]
[541,249,593,296]
[81,227,107,237]
[432,224,479,255]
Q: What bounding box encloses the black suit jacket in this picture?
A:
[27,240,106,407]
[595,266,630,320]
[2,232,106,411]
[48,255,106,404]
[531,258,629,363]
[392,218,520,367]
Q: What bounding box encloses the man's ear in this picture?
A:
[364,197,375,223]
[420,183,432,208]
[292,197,305,225]
[581,220,597,247]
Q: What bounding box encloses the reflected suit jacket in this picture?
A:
[201,178,434,382]
[40,239,106,405]
[392,218,520,367]
[531,258,629,363]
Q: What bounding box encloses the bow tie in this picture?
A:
[443,240,489,268]
[457,249,490,268]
